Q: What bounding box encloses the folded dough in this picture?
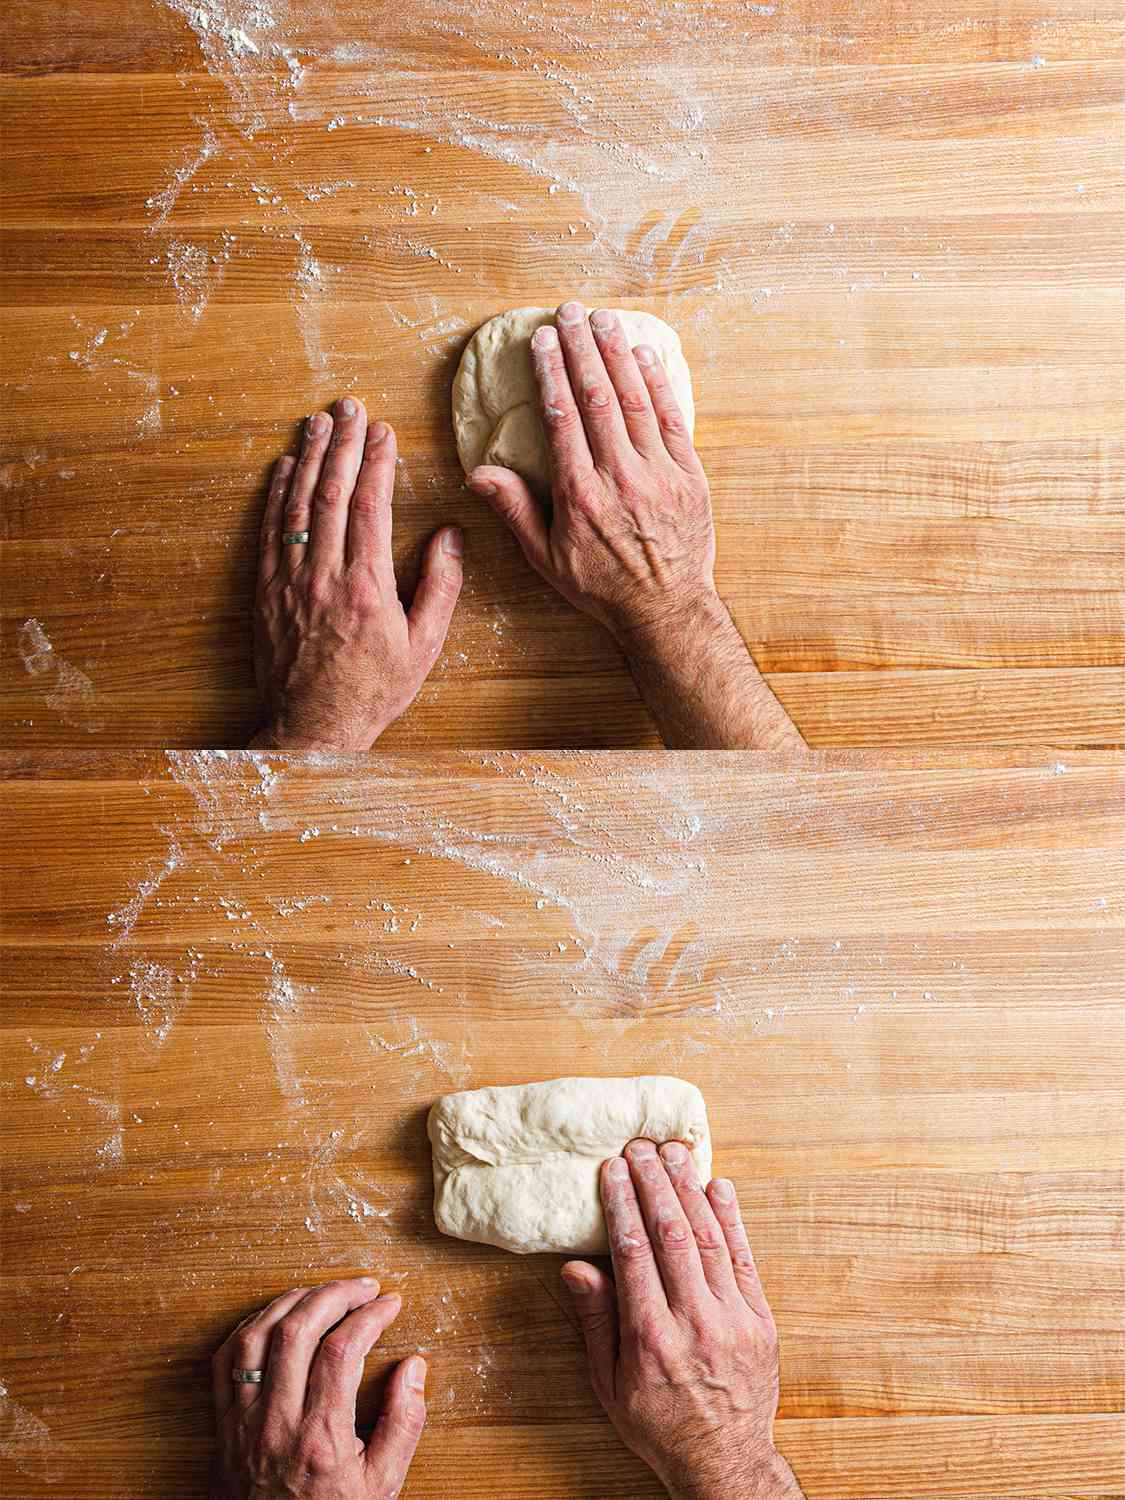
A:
[428,1075,712,1255]
[451,306,695,493]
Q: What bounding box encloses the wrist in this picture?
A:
[611,587,729,661]
[248,719,381,753]
[664,1442,804,1500]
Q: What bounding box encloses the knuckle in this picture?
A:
[573,492,606,524]
[628,1311,664,1350]
[618,387,651,416]
[494,491,526,524]
[541,401,578,433]
[613,1230,654,1265]
[396,1397,427,1438]
[655,1217,692,1248]
[316,1335,355,1372]
[317,479,346,506]
[412,628,442,664]
[553,473,588,508]
[273,1317,309,1353]
[433,567,461,600]
[304,572,333,609]
[559,479,602,519]
[342,571,375,612]
[580,1306,615,1336]
[378,1400,427,1458]
[229,1332,257,1366]
[293,1427,332,1474]
[254,1417,287,1463]
[694,1224,726,1253]
[613,473,647,508]
[580,381,611,411]
[349,482,382,516]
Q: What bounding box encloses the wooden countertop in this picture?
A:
[2,2,1123,748]
[3,750,1123,1495]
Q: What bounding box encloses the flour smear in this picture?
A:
[142,0,778,368]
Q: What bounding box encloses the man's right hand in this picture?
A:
[562,1141,805,1500]
[468,303,805,751]
[466,302,718,645]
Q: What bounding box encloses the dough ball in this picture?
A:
[451,307,696,493]
[428,1075,712,1255]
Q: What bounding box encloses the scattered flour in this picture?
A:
[106,832,185,950]
[17,619,104,733]
[146,118,220,228]
[165,239,219,322]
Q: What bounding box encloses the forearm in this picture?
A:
[618,593,807,752]
[664,1444,807,1500]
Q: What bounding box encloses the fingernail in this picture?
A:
[532,324,559,351]
[605,1156,629,1179]
[468,475,496,496]
[561,1266,589,1291]
[307,411,329,435]
[368,420,388,445]
[590,308,615,332]
[404,1355,427,1392]
[442,526,464,557]
[660,1141,687,1165]
[360,1276,380,1286]
[338,396,356,417]
[711,1178,736,1202]
[557,299,584,322]
[633,344,657,365]
[627,1138,656,1158]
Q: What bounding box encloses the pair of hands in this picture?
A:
[210,1145,802,1500]
[251,302,717,752]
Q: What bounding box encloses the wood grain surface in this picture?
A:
[2,1,1123,748]
[2,750,1124,1496]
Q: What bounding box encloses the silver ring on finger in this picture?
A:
[232,1368,265,1384]
[282,531,310,546]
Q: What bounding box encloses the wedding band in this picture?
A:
[282,531,310,545]
[232,1369,265,1384]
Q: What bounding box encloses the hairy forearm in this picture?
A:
[618,593,807,751]
[665,1444,807,1500]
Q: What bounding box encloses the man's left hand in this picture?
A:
[252,397,463,752]
[210,1277,427,1500]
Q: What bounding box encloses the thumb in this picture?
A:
[408,526,463,665]
[561,1260,618,1402]
[468,465,550,573]
[365,1354,427,1496]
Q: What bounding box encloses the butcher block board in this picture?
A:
[2,0,1124,748]
[2,749,1124,1497]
